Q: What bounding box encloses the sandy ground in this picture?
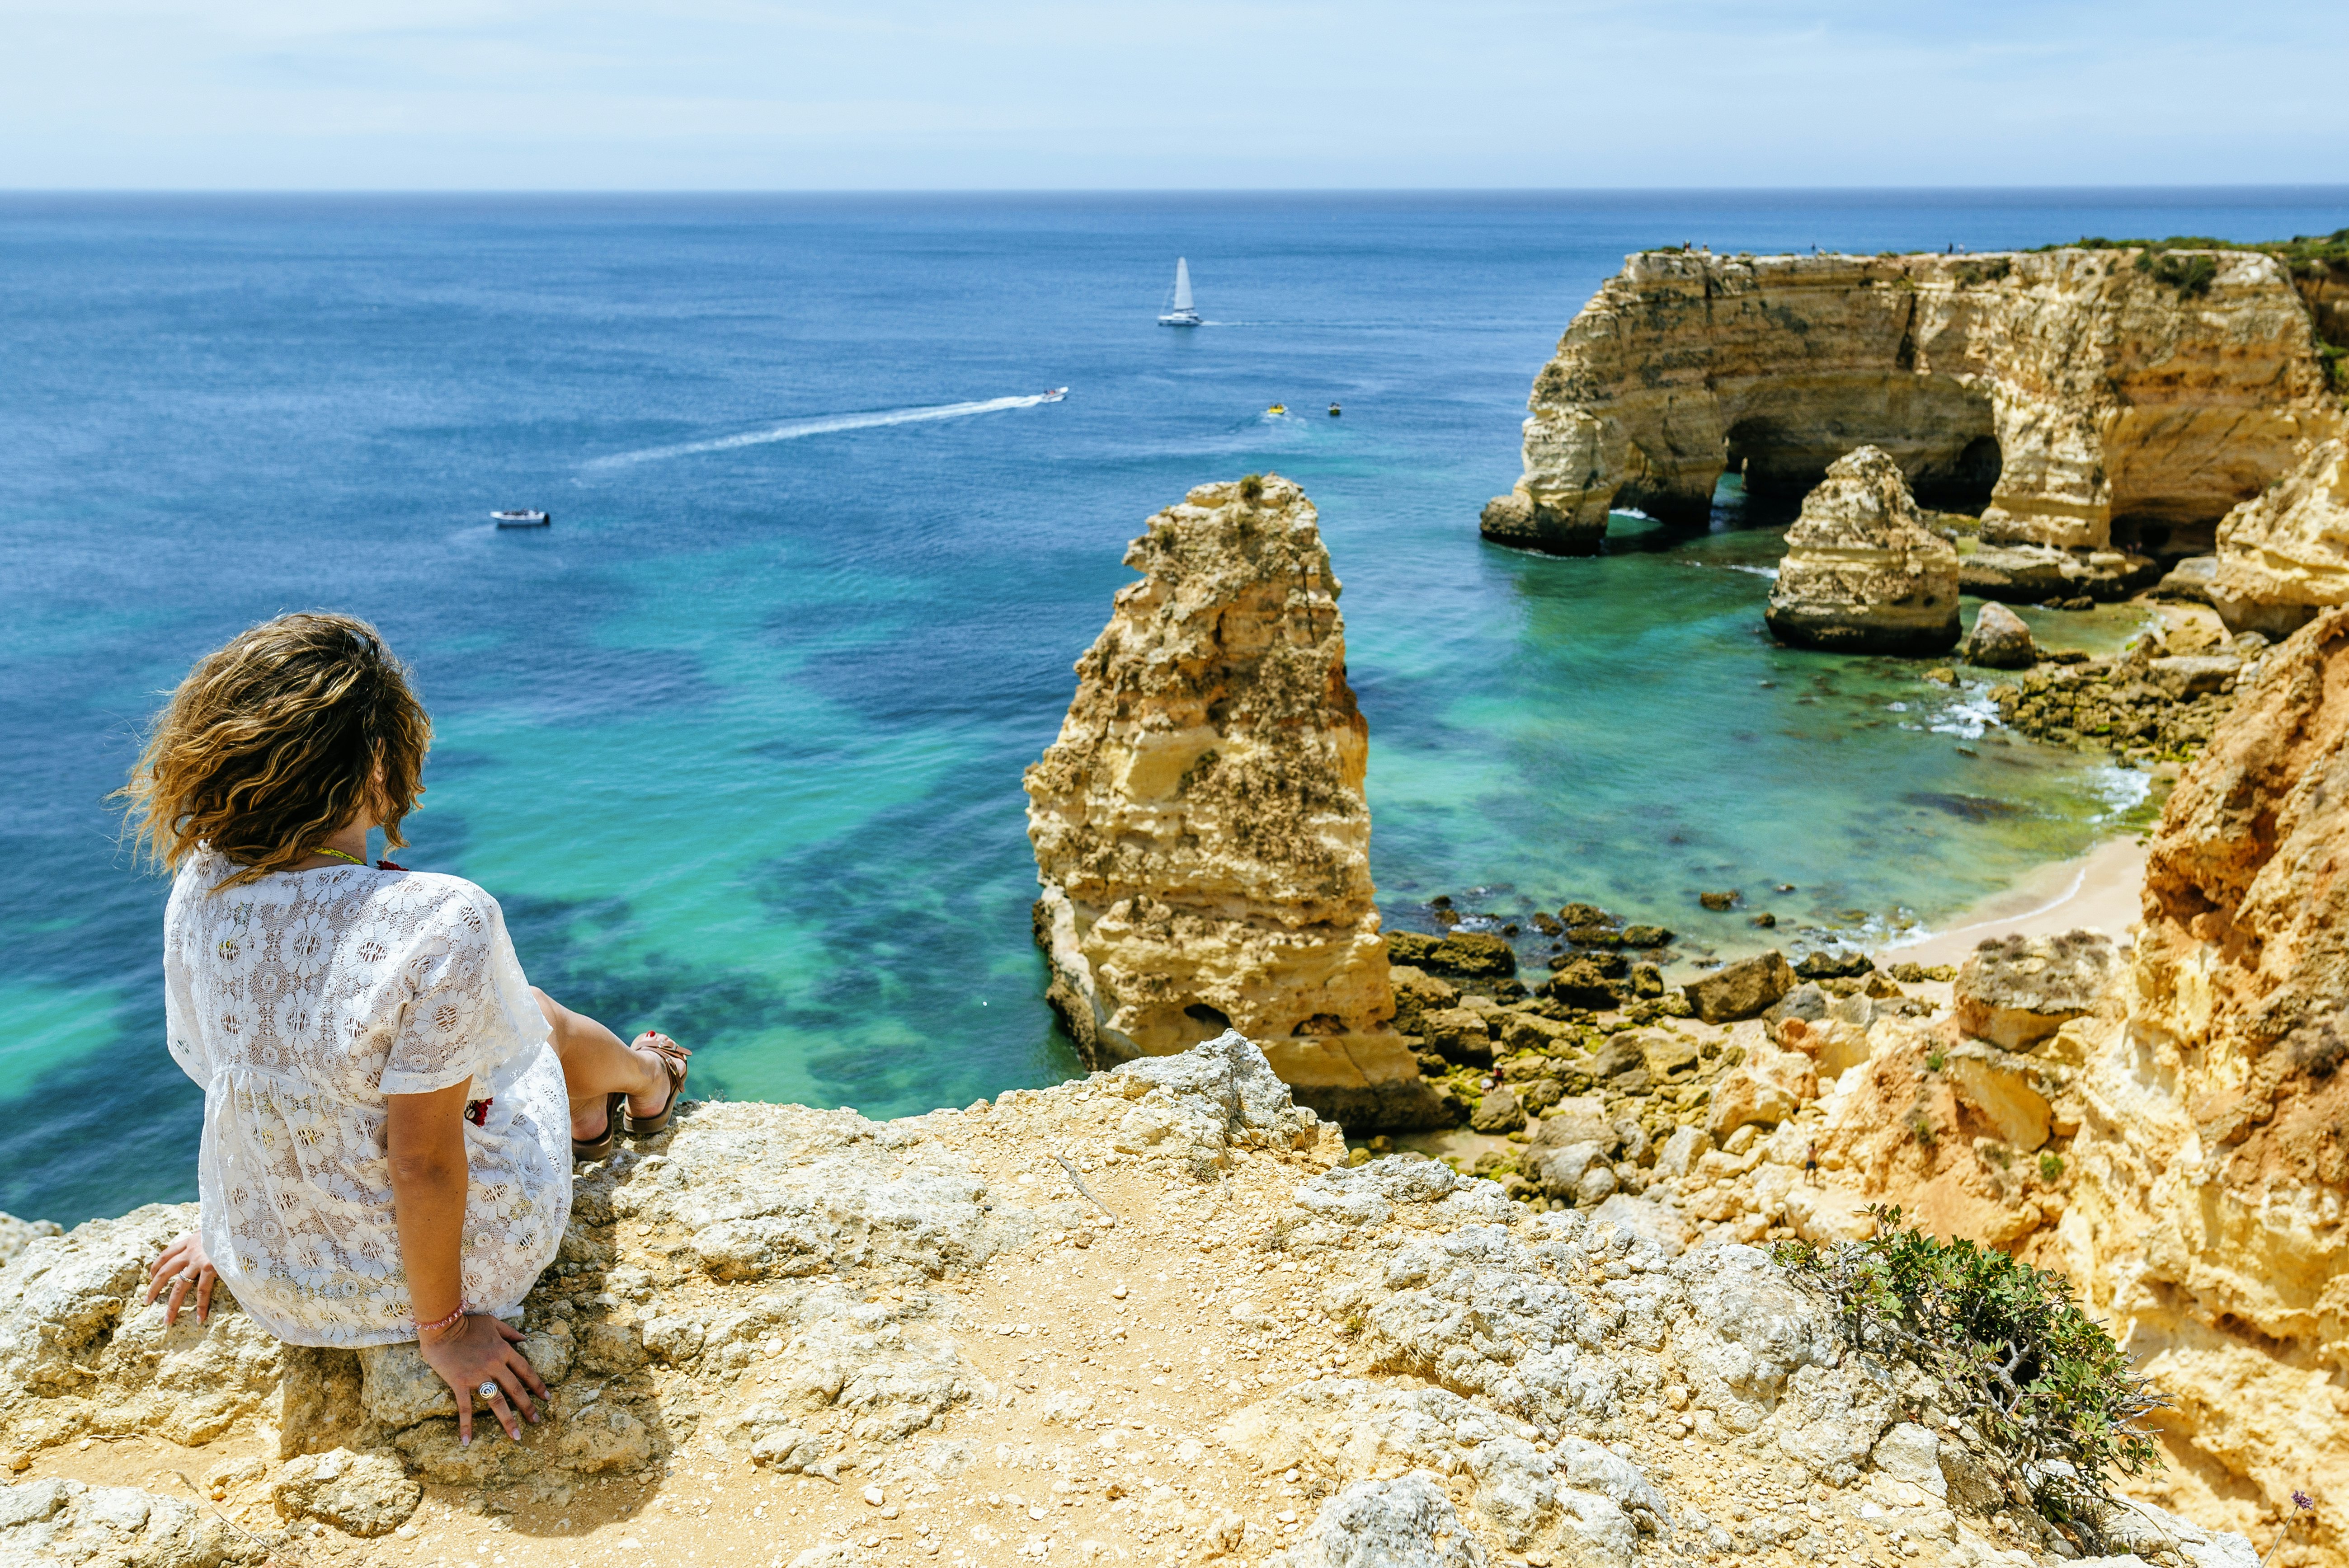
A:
[1877,834,2149,969]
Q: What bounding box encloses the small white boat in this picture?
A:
[1039,387,1068,402]
[1158,258,1201,327]
[492,510,551,529]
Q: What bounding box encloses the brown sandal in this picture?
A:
[623,1033,691,1137]
[573,1092,625,1163]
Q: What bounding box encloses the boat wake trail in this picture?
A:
[586,391,1062,469]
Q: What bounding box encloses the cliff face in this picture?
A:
[1025,477,1436,1129]
[1764,445,1962,655]
[1483,249,2332,557]
[0,1038,2255,1568]
[2212,435,2349,637]
[1662,610,2349,1564]
[2041,607,2349,1562]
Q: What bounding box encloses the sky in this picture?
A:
[3,0,2347,190]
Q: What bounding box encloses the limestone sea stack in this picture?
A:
[1762,445,1960,654]
[1483,248,2331,561]
[1025,475,1439,1128]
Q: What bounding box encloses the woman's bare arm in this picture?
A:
[387,1080,546,1444]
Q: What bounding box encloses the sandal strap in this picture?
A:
[634,1034,690,1117]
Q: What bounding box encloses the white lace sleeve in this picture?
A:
[163,870,206,1086]
[377,891,545,1097]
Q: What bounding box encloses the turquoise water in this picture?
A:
[5,189,2344,1223]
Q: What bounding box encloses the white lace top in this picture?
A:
[164,847,570,1347]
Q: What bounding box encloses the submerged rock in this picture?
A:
[1387,930,1516,980]
[1961,601,2037,669]
[1764,446,1962,655]
[1025,475,1439,1129]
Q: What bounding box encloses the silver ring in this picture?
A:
[477,1381,501,1403]
[177,1272,200,1285]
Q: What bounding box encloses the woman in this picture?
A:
[122,613,687,1447]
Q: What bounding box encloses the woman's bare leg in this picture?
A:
[532,988,675,1141]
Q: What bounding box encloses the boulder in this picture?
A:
[1707,1025,1817,1137]
[1528,1096,1615,1153]
[1389,966,1459,1034]
[1682,950,1795,1023]
[1467,1084,1526,1135]
[271,1448,420,1537]
[1794,948,1874,981]
[1764,446,1962,655]
[2143,654,2240,699]
[1269,1473,1488,1568]
[1960,602,2036,670]
[1943,1043,2052,1151]
[1767,983,1830,1024]
[1542,958,1622,1010]
[1024,475,1436,1128]
[1652,1125,1711,1180]
[1531,1141,1607,1199]
[2153,554,2219,604]
[1417,1007,1494,1067]
[1635,1031,1700,1081]
[1953,931,2117,1050]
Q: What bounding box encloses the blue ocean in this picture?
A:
[6,188,2345,1224]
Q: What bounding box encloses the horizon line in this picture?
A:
[4,183,2349,200]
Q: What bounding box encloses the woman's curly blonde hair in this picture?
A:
[119,613,432,888]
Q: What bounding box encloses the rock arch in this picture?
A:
[1482,249,2329,557]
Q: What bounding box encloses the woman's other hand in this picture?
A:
[416,1313,547,1445]
[144,1230,217,1326]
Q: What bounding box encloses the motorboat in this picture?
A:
[1158,258,1202,327]
[1328,403,1342,417]
[1266,404,1286,416]
[1039,387,1068,402]
[492,510,551,529]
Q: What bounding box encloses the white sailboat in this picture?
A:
[1158,257,1201,327]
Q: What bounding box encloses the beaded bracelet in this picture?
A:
[415,1304,467,1336]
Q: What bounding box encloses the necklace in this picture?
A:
[311,845,369,868]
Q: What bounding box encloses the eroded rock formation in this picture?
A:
[1764,446,1962,654]
[1636,610,2349,1564]
[1026,476,1436,1128]
[2030,607,2349,1564]
[0,1037,2255,1568]
[1483,248,2332,559]
[2212,434,2349,637]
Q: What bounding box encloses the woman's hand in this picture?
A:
[416,1313,547,1445]
[143,1230,217,1327]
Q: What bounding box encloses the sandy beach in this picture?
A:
[1878,833,2149,968]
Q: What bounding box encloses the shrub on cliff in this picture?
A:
[1773,1206,2165,1549]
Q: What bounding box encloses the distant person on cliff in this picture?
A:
[117,612,688,1445]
